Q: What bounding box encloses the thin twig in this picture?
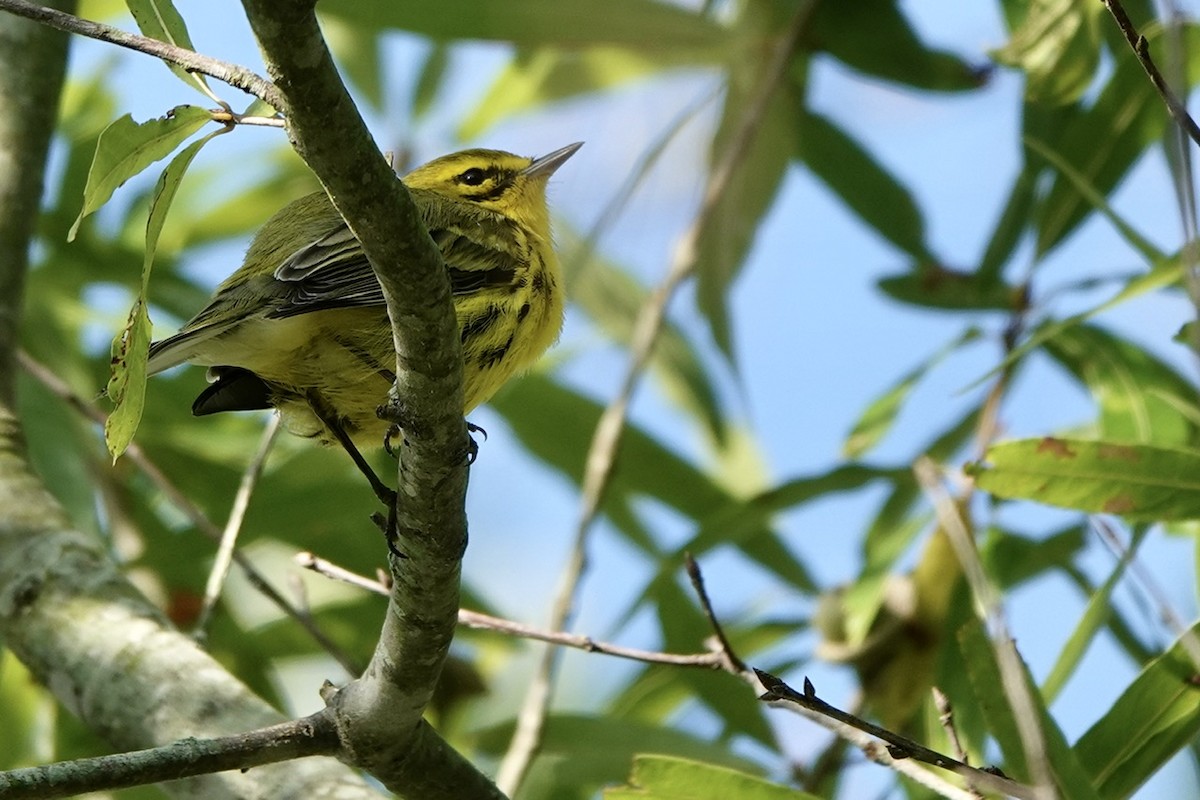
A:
[683,552,746,672]
[0,0,282,109]
[933,687,984,800]
[682,557,1014,800]
[915,458,1056,800]
[493,4,818,794]
[296,552,727,668]
[756,671,1037,800]
[0,714,339,800]
[193,414,281,638]
[17,351,361,675]
[1092,519,1200,671]
[1099,0,1200,149]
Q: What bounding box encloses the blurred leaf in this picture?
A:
[564,230,728,446]
[993,0,1101,105]
[877,264,1023,311]
[475,715,763,800]
[1031,25,1200,254]
[412,42,449,121]
[605,754,817,799]
[125,0,213,98]
[1074,620,1200,799]
[796,111,930,260]
[322,15,385,110]
[978,165,1038,279]
[1025,136,1163,263]
[958,621,1103,797]
[676,464,909,593]
[982,525,1087,589]
[843,327,981,458]
[492,376,808,588]
[967,258,1184,392]
[1042,323,1199,446]
[808,0,987,91]
[69,105,211,240]
[320,0,725,50]
[970,438,1200,521]
[696,80,796,358]
[462,46,711,139]
[1040,537,1137,704]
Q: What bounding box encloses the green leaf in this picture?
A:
[319,0,725,51]
[104,131,216,460]
[1029,24,1200,254]
[492,376,809,590]
[695,81,796,358]
[796,111,930,260]
[877,264,1023,311]
[843,327,981,458]
[993,0,1101,105]
[323,15,385,110]
[605,755,818,799]
[564,230,728,447]
[125,0,212,98]
[970,438,1200,521]
[1025,136,1163,263]
[103,298,152,460]
[1040,543,1134,704]
[977,165,1038,279]
[809,0,986,91]
[958,621,1103,798]
[963,257,1185,392]
[474,715,764,800]
[411,42,449,121]
[69,105,211,240]
[982,525,1087,589]
[461,46,709,139]
[1042,323,1199,446]
[1074,620,1200,799]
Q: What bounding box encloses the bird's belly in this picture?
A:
[198,309,396,445]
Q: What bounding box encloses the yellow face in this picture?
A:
[405,150,533,205]
[402,144,582,234]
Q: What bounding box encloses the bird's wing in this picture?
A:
[265,219,520,319]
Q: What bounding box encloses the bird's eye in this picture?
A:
[459,168,487,186]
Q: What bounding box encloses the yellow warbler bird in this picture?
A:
[147,143,580,466]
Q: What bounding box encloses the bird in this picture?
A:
[147,143,581,489]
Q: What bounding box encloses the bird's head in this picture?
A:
[403,142,582,234]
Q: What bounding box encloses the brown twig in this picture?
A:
[494,3,819,794]
[0,0,282,109]
[684,552,747,673]
[17,351,360,675]
[756,671,1036,800]
[1100,0,1200,148]
[296,551,726,668]
[933,687,984,800]
[193,414,280,638]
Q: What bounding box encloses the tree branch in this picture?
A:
[0,716,340,800]
[18,350,363,676]
[238,1,486,796]
[0,0,282,109]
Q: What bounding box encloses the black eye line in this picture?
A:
[458,166,494,186]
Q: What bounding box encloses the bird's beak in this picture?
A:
[523,142,583,178]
